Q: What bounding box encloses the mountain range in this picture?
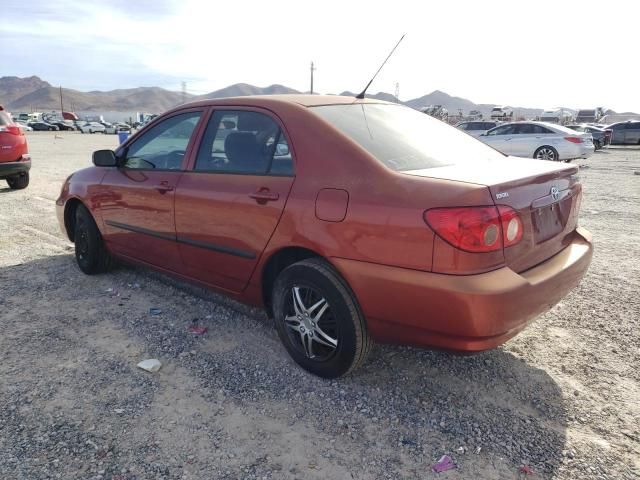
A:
[1,75,633,118]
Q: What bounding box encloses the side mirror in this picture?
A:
[93,149,117,167]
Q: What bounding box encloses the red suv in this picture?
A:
[0,109,30,189]
[56,96,592,378]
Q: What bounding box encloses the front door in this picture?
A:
[483,124,517,155]
[98,110,203,270]
[174,109,295,292]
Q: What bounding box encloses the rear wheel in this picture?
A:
[272,258,372,378]
[74,204,113,274]
[534,146,559,161]
[6,172,29,189]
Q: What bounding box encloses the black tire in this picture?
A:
[594,140,601,150]
[534,146,559,161]
[89,130,93,134]
[272,258,372,378]
[74,204,113,274]
[6,172,29,190]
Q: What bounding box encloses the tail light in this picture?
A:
[498,206,523,247]
[564,136,584,144]
[0,125,23,135]
[424,206,523,253]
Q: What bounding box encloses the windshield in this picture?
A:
[311,103,504,171]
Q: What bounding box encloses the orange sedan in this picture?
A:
[56,95,592,377]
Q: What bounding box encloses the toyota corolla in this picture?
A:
[56,96,593,378]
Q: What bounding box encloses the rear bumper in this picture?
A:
[0,156,31,179]
[332,227,593,352]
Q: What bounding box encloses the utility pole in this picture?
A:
[310,61,316,94]
[59,86,64,114]
[181,81,187,104]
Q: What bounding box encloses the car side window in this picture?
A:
[513,124,531,134]
[487,125,514,136]
[457,123,469,131]
[195,110,294,175]
[123,112,202,170]
[626,122,640,130]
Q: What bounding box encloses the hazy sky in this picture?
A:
[3,0,638,111]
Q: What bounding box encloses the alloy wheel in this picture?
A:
[283,286,338,361]
[536,147,556,161]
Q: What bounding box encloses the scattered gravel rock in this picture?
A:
[0,134,638,479]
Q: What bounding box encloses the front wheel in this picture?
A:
[7,172,29,189]
[74,204,113,274]
[594,140,601,150]
[272,258,372,378]
[534,146,559,161]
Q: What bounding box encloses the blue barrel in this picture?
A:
[117,131,129,144]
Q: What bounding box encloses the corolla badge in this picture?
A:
[550,186,560,201]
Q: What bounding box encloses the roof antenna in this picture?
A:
[356,34,405,99]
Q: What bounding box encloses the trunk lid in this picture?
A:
[405,157,582,272]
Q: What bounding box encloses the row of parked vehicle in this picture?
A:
[455,119,640,162]
[17,119,132,134]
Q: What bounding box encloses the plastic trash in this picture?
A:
[118,131,129,144]
[432,455,456,473]
[519,465,534,476]
[149,308,162,316]
[137,359,162,372]
[188,325,207,335]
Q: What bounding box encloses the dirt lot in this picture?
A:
[1,131,638,480]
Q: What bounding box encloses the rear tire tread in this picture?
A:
[74,204,113,274]
[7,172,29,190]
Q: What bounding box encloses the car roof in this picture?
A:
[178,94,393,109]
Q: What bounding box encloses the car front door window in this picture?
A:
[123,112,202,170]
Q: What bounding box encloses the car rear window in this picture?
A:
[311,104,504,171]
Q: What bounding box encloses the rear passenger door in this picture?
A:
[174,108,295,292]
[625,122,640,144]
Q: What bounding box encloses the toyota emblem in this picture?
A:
[550,186,560,201]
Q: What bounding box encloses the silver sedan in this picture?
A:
[478,121,593,162]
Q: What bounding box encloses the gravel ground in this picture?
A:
[0,131,638,480]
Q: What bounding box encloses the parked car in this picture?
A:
[455,121,498,137]
[0,110,30,189]
[29,121,59,131]
[16,122,33,132]
[490,106,513,120]
[79,122,106,134]
[606,121,640,145]
[57,96,592,378]
[566,124,610,149]
[103,123,132,134]
[480,121,593,161]
[53,121,76,131]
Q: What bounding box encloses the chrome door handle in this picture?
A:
[155,181,174,194]
[249,190,279,204]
